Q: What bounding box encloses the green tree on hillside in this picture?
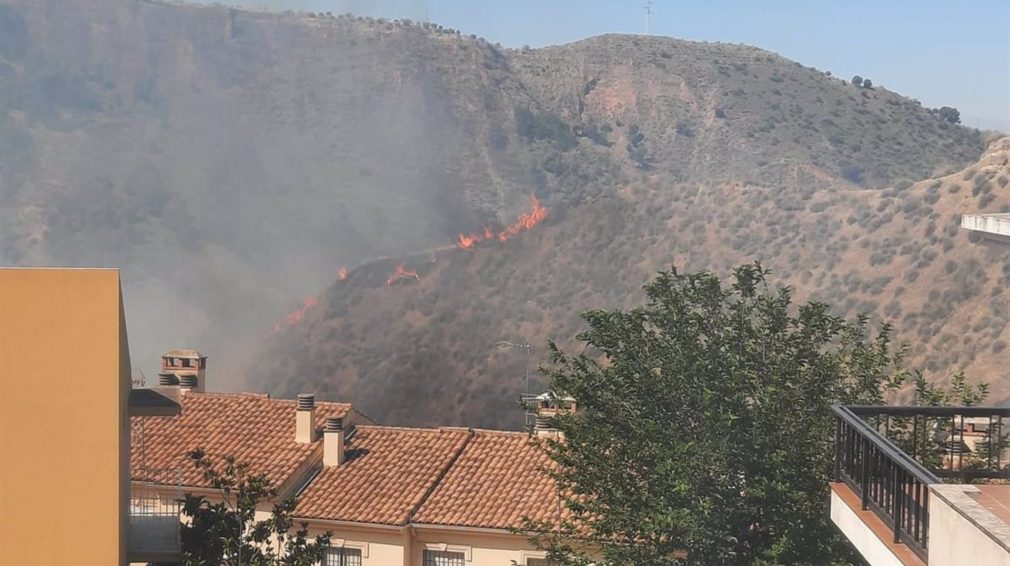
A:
[937,106,962,124]
[178,450,331,565]
[528,263,984,565]
[851,75,863,86]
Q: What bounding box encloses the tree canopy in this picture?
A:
[937,106,962,125]
[531,263,982,565]
[179,450,331,566]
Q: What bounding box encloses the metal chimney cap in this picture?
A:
[325,417,344,432]
[157,373,179,386]
[534,415,552,430]
[297,393,316,411]
[178,375,198,388]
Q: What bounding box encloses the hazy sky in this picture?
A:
[199,0,1010,131]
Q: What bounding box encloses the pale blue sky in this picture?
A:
[200,0,1010,131]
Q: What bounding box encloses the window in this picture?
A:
[325,548,362,566]
[423,550,465,566]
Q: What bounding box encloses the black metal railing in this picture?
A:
[833,405,1010,562]
[845,406,1010,480]
[834,405,939,561]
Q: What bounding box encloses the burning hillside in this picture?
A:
[457,196,549,249]
[255,139,1010,429]
[271,196,551,332]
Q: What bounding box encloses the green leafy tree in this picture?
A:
[530,263,926,565]
[179,449,331,565]
[937,106,961,124]
[861,78,873,89]
[851,75,863,86]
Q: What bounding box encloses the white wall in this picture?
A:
[929,485,1010,566]
[961,213,1010,238]
[412,527,546,566]
[304,524,406,566]
[829,489,906,566]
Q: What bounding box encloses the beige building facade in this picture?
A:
[0,268,178,565]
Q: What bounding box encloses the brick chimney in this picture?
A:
[533,393,577,438]
[161,349,206,393]
[323,417,345,466]
[295,394,316,444]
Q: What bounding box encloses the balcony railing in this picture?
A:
[833,405,1010,562]
[129,468,182,564]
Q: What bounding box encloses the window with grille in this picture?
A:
[423,549,465,566]
[324,547,362,566]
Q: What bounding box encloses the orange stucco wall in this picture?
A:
[0,268,131,565]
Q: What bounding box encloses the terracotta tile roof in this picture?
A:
[294,426,472,525]
[411,430,568,530]
[130,392,351,489]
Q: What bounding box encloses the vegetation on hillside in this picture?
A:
[257,138,1009,429]
[0,0,997,417]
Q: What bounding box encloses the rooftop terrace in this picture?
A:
[831,405,1010,566]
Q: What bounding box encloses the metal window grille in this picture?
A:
[324,547,362,566]
[423,550,465,566]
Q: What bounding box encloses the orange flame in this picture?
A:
[498,195,548,242]
[455,197,549,250]
[337,266,348,280]
[274,296,318,332]
[457,233,479,250]
[386,263,420,286]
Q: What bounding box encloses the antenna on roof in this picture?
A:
[644,0,654,35]
[132,369,146,388]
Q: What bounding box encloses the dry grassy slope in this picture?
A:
[514,34,984,187]
[0,0,550,375]
[0,0,994,405]
[254,139,1010,429]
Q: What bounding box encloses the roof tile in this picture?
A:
[411,430,568,531]
[294,426,472,525]
[130,392,350,489]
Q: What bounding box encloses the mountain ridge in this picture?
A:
[0,0,997,415]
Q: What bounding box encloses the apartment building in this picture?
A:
[132,350,568,566]
[0,268,180,565]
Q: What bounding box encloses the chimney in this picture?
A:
[161,349,206,392]
[295,394,316,444]
[177,374,198,394]
[533,393,577,438]
[323,417,345,466]
[534,414,553,436]
[157,373,179,387]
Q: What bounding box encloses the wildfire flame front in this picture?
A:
[386,263,420,286]
[456,196,548,250]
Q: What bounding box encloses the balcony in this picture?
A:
[961,213,1010,242]
[128,468,182,564]
[831,405,1010,566]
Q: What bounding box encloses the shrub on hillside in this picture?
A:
[514,106,576,150]
[937,106,961,125]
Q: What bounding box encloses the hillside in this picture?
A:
[253,136,1009,429]
[0,1,996,418]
